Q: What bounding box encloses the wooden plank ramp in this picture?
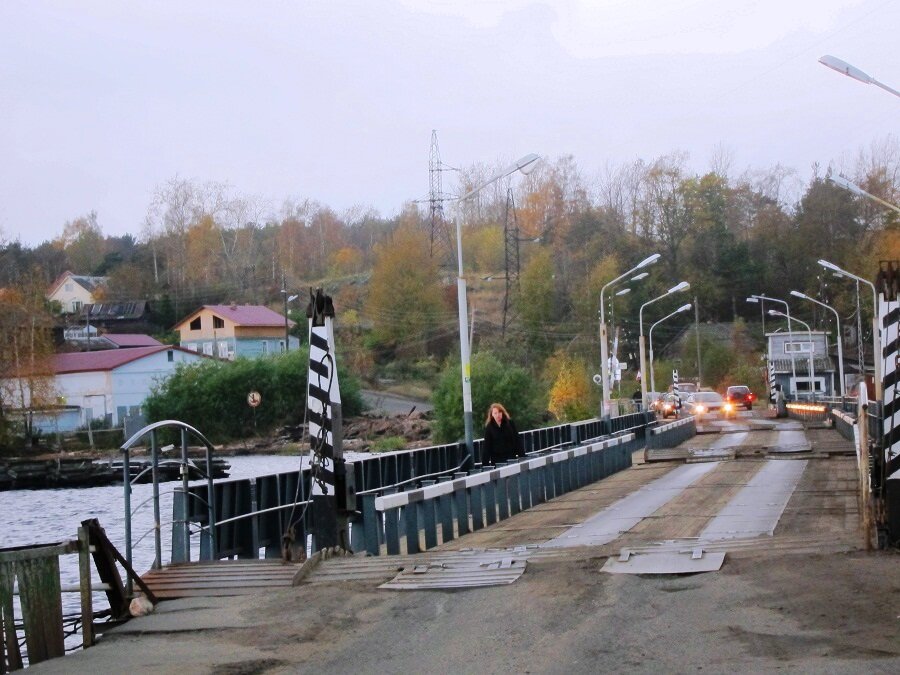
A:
[141,559,303,599]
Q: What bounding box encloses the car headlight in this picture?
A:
[723,402,734,412]
[696,405,706,413]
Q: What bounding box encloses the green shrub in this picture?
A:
[144,347,363,443]
[432,350,543,443]
[371,436,407,452]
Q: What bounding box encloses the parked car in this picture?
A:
[725,385,756,411]
[684,391,732,416]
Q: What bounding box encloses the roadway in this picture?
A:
[33,411,900,674]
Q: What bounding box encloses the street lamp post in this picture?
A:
[770,310,816,400]
[455,153,541,461]
[819,55,900,100]
[827,174,900,216]
[746,296,768,362]
[790,290,845,398]
[599,254,660,417]
[639,281,690,406]
[281,274,298,353]
[818,260,881,400]
[751,294,797,396]
[648,303,692,395]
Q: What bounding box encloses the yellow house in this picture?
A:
[46,271,108,314]
[173,305,298,359]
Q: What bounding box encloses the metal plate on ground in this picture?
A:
[602,550,725,575]
[379,552,528,590]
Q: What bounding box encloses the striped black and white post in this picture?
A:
[306,288,348,549]
[672,369,679,397]
[768,361,776,404]
[877,261,900,545]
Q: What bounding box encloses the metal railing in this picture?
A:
[646,416,696,449]
[169,413,656,564]
[120,420,218,595]
[367,433,642,556]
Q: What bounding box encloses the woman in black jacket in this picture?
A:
[482,402,524,466]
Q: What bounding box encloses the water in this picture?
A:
[0,453,355,642]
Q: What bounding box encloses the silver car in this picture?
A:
[684,391,729,416]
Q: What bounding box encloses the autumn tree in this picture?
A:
[546,350,592,421]
[366,210,446,358]
[0,272,58,443]
[57,210,107,274]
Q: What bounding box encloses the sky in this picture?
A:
[0,0,898,246]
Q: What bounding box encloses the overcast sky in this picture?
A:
[1,0,897,246]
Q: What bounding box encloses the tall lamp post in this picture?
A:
[827,174,900,216]
[648,303,692,395]
[819,55,900,101]
[818,259,881,400]
[746,296,768,362]
[281,274,298,353]
[770,310,816,399]
[599,254,660,417]
[639,281,690,406]
[750,294,797,396]
[455,153,541,460]
[790,290,845,398]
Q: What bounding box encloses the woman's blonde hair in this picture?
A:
[485,402,510,425]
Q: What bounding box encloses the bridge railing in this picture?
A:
[366,433,642,556]
[175,413,655,562]
[646,416,696,449]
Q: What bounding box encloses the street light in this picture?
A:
[818,259,881,399]
[769,310,816,400]
[648,303,692,396]
[281,285,298,353]
[790,290,845,397]
[746,297,768,355]
[639,281,690,406]
[827,174,900,215]
[750,294,797,396]
[455,153,542,460]
[819,55,900,100]
[599,253,661,417]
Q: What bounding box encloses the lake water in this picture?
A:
[0,453,368,644]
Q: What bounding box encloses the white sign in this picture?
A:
[247,391,262,408]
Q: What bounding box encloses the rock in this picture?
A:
[129,596,155,617]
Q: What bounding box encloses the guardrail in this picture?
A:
[646,416,696,449]
[173,413,655,563]
[366,433,641,556]
[832,409,856,443]
[786,402,831,424]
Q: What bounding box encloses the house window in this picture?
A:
[213,316,224,329]
[784,341,812,354]
[217,342,228,358]
[72,300,82,313]
[262,341,269,355]
[203,342,213,355]
[168,350,174,362]
[279,340,286,353]
[64,282,73,292]
[190,317,201,331]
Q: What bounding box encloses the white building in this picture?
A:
[46,271,108,314]
[1,345,208,432]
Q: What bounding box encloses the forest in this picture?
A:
[1,141,898,442]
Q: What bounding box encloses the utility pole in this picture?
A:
[694,296,702,388]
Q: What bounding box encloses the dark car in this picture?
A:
[659,394,681,419]
[725,385,756,411]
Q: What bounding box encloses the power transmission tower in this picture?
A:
[428,130,456,270]
[502,188,521,337]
